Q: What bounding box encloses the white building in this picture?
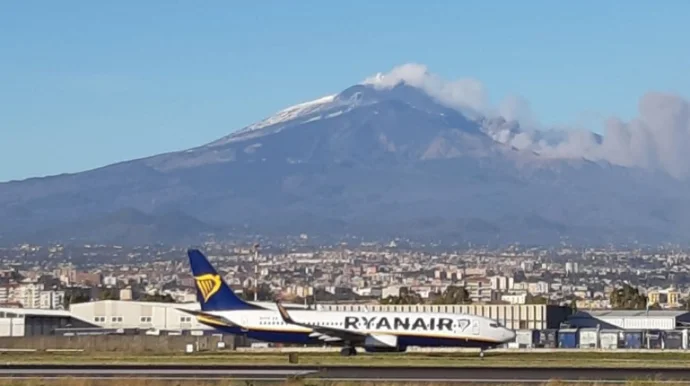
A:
[381,286,403,299]
[528,282,550,295]
[13,283,42,308]
[565,262,580,275]
[501,293,528,305]
[39,291,65,310]
[567,310,690,330]
[490,276,515,292]
[11,283,65,310]
[0,286,14,304]
[69,300,208,333]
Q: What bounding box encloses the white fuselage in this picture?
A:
[203,308,516,348]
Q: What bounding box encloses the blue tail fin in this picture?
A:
[187,249,260,311]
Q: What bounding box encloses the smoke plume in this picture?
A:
[363,64,690,179]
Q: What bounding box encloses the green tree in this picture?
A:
[64,291,90,308]
[526,294,549,304]
[140,293,176,303]
[609,284,647,309]
[99,287,120,301]
[431,286,471,304]
[241,283,273,301]
[680,297,690,310]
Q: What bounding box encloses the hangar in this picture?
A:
[0,307,96,337]
[69,300,209,335]
[566,310,690,330]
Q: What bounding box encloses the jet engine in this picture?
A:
[363,334,407,353]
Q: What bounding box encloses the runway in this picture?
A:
[0,364,690,383]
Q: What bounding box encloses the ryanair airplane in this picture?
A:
[180,249,516,356]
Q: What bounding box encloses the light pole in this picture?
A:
[253,243,260,301]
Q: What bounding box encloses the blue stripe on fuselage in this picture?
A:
[206,325,500,349]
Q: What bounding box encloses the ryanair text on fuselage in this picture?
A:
[343,315,471,332]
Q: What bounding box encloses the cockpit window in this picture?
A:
[489,323,498,328]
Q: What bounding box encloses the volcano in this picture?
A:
[2,79,689,246]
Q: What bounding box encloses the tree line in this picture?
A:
[380,286,472,305]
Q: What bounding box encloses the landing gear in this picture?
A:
[479,348,485,359]
[340,346,357,357]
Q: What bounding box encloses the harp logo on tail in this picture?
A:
[195,274,222,303]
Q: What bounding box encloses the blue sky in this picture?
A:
[1,0,688,182]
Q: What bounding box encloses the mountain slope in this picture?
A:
[2,82,690,246]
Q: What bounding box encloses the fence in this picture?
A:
[0,335,238,353]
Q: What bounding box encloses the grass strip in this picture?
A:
[2,351,690,368]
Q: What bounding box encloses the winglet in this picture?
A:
[276,301,295,324]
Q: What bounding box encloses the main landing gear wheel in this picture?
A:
[340,347,357,356]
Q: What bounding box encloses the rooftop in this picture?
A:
[577,310,689,318]
[0,307,73,318]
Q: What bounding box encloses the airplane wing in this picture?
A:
[275,302,367,344]
[176,308,238,328]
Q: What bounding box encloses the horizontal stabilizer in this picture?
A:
[176,308,237,328]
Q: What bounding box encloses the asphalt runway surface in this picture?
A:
[0,364,690,383]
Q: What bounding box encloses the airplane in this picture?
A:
[179,248,517,356]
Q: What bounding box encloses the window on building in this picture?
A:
[140,316,152,323]
[180,316,192,323]
[94,316,106,323]
[111,316,123,323]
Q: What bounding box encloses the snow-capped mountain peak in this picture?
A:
[206,86,383,147]
[241,94,337,133]
[206,94,350,147]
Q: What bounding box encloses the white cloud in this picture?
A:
[362,64,690,180]
[363,63,490,118]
